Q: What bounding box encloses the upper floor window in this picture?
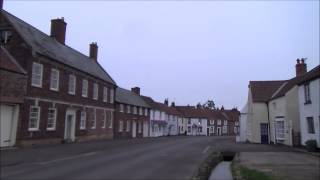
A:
[120,104,124,112]
[144,108,148,116]
[235,121,239,126]
[31,62,43,88]
[93,83,98,100]
[47,108,57,131]
[103,87,108,102]
[110,89,114,103]
[304,83,311,104]
[50,68,59,91]
[29,106,40,131]
[139,107,143,115]
[68,74,76,95]
[224,120,228,125]
[80,110,86,130]
[82,79,88,97]
[127,105,131,114]
[307,117,315,134]
[210,120,215,125]
[133,106,137,114]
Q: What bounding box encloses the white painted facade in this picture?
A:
[239,103,248,142]
[149,109,167,137]
[298,78,320,148]
[178,117,187,135]
[167,114,178,136]
[186,118,208,136]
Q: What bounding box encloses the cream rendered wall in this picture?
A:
[298,79,320,147]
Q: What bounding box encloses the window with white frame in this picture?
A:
[101,110,106,128]
[31,62,43,87]
[126,121,130,132]
[144,108,148,116]
[120,104,124,112]
[139,107,143,115]
[106,110,113,128]
[80,110,86,129]
[82,79,88,97]
[91,109,96,129]
[217,120,221,125]
[119,120,123,132]
[222,125,227,134]
[307,117,315,134]
[234,126,238,134]
[110,89,114,103]
[29,106,40,131]
[103,87,108,102]
[50,69,59,91]
[127,105,131,114]
[275,119,285,140]
[210,126,215,133]
[68,74,76,95]
[133,106,137,114]
[47,108,57,130]
[93,83,98,100]
[210,120,214,125]
[224,120,228,125]
[304,83,311,104]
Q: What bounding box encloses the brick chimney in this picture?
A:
[164,99,169,106]
[295,58,307,77]
[131,87,140,95]
[50,18,67,45]
[89,42,98,61]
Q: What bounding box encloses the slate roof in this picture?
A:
[165,106,182,116]
[1,10,116,85]
[297,65,320,85]
[175,106,208,118]
[115,87,150,108]
[249,80,286,102]
[0,46,26,74]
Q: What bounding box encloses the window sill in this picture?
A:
[46,128,56,131]
[31,84,42,88]
[50,88,59,92]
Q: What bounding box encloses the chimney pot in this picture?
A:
[131,87,140,95]
[50,18,67,45]
[89,42,98,61]
[295,58,307,77]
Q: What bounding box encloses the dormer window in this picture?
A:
[0,30,12,44]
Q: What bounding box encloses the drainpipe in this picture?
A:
[266,102,271,144]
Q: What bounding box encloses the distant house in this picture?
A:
[297,66,320,147]
[114,87,150,139]
[0,10,117,146]
[175,106,208,136]
[164,101,181,136]
[141,96,168,137]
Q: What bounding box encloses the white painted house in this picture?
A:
[239,103,248,142]
[297,66,320,148]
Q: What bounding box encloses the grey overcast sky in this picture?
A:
[4,0,319,109]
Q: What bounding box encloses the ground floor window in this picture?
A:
[80,110,86,129]
[210,126,214,133]
[222,125,227,134]
[233,126,238,134]
[307,117,315,134]
[119,120,123,132]
[47,108,57,130]
[29,106,40,131]
[126,121,130,132]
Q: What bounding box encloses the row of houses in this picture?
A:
[240,60,320,148]
[0,9,239,148]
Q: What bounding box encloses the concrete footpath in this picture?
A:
[234,151,320,180]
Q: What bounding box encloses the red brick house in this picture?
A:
[0,10,117,146]
[114,87,150,139]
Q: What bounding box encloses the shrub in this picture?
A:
[305,140,317,152]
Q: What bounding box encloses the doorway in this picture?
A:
[260,123,269,144]
[0,104,18,147]
[64,109,76,142]
[217,127,222,136]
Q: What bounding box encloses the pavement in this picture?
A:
[0,136,312,180]
[208,162,233,180]
[235,151,320,180]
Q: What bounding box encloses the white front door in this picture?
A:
[132,120,136,138]
[0,105,14,147]
[143,121,148,137]
[64,109,76,142]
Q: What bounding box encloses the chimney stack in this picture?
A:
[131,87,140,95]
[295,58,307,77]
[164,99,169,106]
[171,102,175,107]
[89,42,98,61]
[50,18,67,45]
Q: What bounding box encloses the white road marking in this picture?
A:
[202,146,210,154]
